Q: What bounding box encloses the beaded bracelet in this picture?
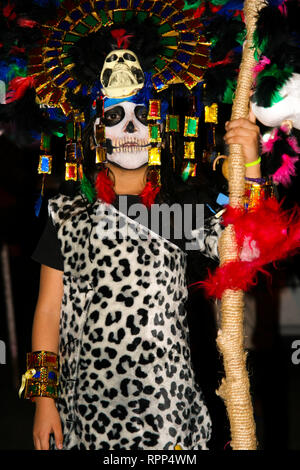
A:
[19,351,59,400]
[245,176,266,184]
[245,156,261,168]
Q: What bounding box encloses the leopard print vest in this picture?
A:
[48,193,212,450]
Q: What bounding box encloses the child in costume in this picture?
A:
[27,36,262,448]
[28,107,261,450]
[1,1,274,451]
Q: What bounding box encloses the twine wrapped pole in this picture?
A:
[216,0,265,450]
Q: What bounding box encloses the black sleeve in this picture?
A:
[32,216,64,271]
[180,186,225,284]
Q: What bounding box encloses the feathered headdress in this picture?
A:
[250,0,300,188]
[201,0,300,188]
[1,1,300,212]
[0,0,219,212]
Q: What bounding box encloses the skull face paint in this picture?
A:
[100,49,145,98]
[103,101,150,170]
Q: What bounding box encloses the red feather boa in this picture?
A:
[95,169,160,207]
[3,1,16,21]
[139,181,160,207]
[95,169,116,204]
[196,198,300,299]
[207,52,234,69]
[6,76,35,103]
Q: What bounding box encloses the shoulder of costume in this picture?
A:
[48,189,91,229]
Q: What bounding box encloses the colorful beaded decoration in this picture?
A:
[19,351,59,400]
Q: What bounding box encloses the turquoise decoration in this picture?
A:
[217,193,230,205]
[34,194,43,217]
[40,156,50,173]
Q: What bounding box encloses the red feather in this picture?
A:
[208,52,234,69]
[139,181,160,208]
[10,45,25,54]
[95,169,116,204]
[17,18,37,28]
[211,6,223,14]
[193,6,206,18]
[197,198,300,299]
[3,1,16,21]
[110,29,133,49]
[95,169,159,207]
[6,76,35,103]
[195,261,262,299]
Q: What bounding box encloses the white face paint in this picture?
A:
[104,101,150,170]
[100,49,145,99]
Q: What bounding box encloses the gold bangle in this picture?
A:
[26,350,59,369]
[19,351,59,400]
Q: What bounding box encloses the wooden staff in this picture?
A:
[216,0,265,450]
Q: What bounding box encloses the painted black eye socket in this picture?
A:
[134,106,148,126]
[123,53,136,62]
[106,54,118,63]
[103,106,125,127]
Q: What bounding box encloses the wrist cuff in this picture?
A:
[19,351,59,400]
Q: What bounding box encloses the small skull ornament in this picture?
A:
[100,49,145,99]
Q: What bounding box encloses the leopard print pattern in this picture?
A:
[49,194,212,450]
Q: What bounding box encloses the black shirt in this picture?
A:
[32,191,222,278]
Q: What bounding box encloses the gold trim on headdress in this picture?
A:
[27,0,210,115]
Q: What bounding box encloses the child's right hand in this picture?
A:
[33,397,63,450]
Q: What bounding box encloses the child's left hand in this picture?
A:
[223,112,260,165]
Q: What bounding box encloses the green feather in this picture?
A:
[223,79,236,104]
[210,0,229,5]
[7,64,27,82]
[253,30,268,59]
[80,173,96,203]
[183,0,202,10]
[236,29,246,46]
[258,64,293,81]
[256,64,293,107]
[210,36,218,48]
[270,90,284,106]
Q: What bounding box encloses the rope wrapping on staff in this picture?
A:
[216,0,266,450]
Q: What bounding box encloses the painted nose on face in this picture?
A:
[125,121,136,133]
